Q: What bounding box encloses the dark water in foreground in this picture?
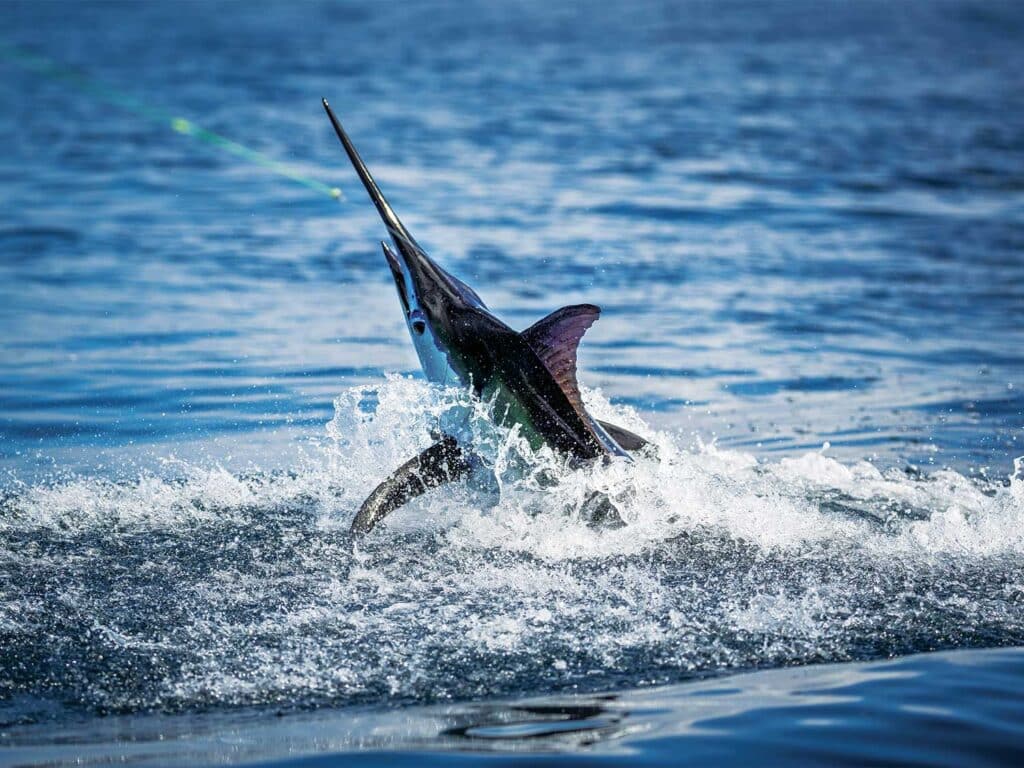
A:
[5,649,1024,767]
[1,0,1023,765]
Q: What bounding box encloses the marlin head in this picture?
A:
[322,99,487,386]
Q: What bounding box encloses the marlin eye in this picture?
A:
[409,309,427,336]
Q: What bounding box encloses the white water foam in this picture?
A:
[1,378,1022,718]
[4,378,1020,559]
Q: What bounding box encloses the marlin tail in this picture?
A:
[322,99,647,533]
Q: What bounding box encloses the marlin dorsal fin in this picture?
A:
[521,304,600,410]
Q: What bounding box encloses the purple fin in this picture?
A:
[521,304,600,411]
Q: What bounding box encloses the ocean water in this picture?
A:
[1,0,1023,765]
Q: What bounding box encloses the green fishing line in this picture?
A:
[0,41,343,201]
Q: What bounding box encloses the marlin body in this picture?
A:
[322,100,647,533]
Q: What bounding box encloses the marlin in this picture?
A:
[322,99,648,533]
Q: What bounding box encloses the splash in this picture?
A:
[1,378,1022,724]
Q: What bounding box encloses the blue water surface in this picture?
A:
[1,1,1023,766]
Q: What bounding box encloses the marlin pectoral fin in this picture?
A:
[596,420,650,452]
[350,435,472,534]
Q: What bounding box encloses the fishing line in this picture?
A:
[0,41,344,201]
